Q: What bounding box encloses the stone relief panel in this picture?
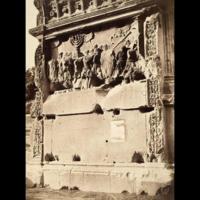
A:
[32,119,43,158]
[42,0,140,23]
[144,13,160,58]
[143,13,165,162]
[58,0,71,17]
[147,106,164,162]
[46,0,58,21]
[30,91,43,118]
[46,18,150,92]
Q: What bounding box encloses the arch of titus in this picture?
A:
[26,0,174,195]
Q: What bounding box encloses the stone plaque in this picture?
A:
[110,120,125,142]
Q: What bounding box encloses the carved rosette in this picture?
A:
[32,119,43,158]
[144,13,159,58]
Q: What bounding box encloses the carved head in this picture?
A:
[125,40,131,47]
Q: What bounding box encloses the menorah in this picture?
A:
[70,34,85,48]
[69,34,85,57]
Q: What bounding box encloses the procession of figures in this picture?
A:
[47,39,156,92]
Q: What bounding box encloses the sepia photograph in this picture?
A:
[26,0,174,199]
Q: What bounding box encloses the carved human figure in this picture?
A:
[74,0,83,14]
[48,58,58,82]
[60,1,70,17]
[49,0,58,20]
[100,44,115,83]
[121,42,138,82]
[62,67,72,89]
[80,50,91,89]
[87,0,96,12]
[64,52,74,80]
[73,56,84,89]
[92,47,103,74]
[112,45,129,79]
[57,52,65,83]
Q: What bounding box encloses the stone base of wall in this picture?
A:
[26,162,174,196]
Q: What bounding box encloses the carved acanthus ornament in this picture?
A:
[144,13,159,58]
[32,119,43,158]
[31,43,45,160]
[30,91,43,118]
[144,13,165,162]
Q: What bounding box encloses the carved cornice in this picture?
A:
[29,0,160,38]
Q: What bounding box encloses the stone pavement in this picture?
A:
[26,188,173,200]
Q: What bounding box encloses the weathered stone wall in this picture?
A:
[44,110,148,163]
[34,163,173,195]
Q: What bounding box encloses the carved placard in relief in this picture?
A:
[144,13,160,58]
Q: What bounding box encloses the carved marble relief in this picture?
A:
[30,91,43,118]
[39,0,140,23]
[143,13,166,162]
[34,0,44,25]
[46,19,150,92]
[32,119,43,158]
[148,106,164,160]
[31,42,45,159]
[47,0,58,21]
[144,13,159,58]
[58,0,71,17]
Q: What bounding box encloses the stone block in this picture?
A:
[83,171,110,193]
[70,170,84,189]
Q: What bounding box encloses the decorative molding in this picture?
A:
[29,0,159,38]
